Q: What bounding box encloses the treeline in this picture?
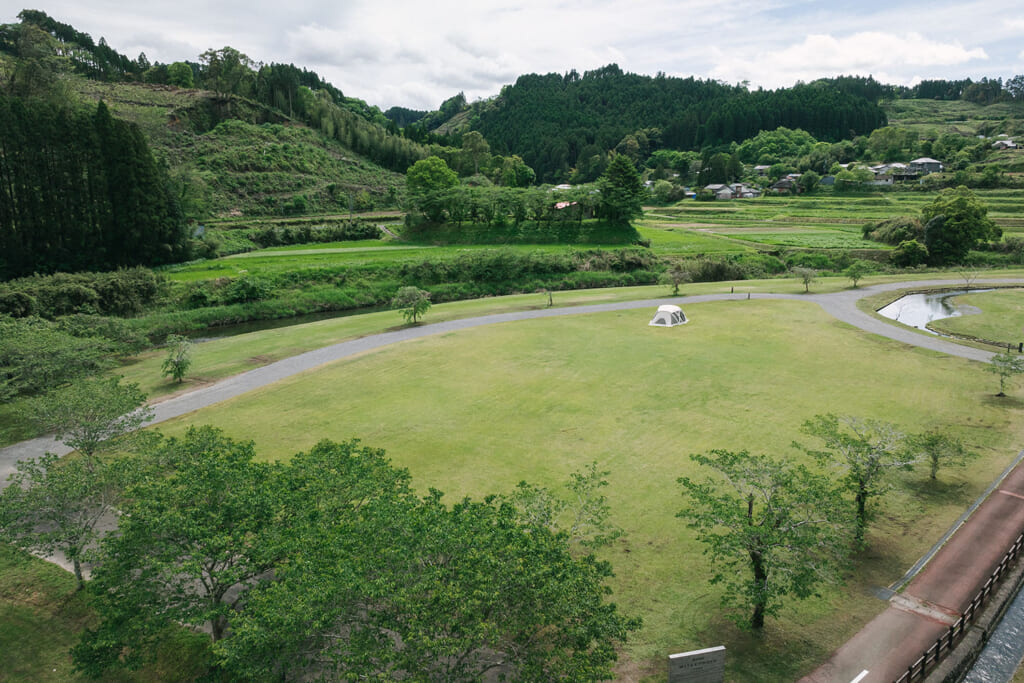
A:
[4,9,137,81]
[472,65,886,182]
[2,12,428,175]
[895,76,1024,105]
[0,97,189,279]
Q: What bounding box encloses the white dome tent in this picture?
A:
[649,304,687,327]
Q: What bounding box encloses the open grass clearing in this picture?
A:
[931,289,1024,343]
[152,298,1024,680]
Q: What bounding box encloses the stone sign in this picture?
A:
[668,645,725,683]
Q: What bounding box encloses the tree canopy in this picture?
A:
[0,97,189,278]
[921,186,1001,265]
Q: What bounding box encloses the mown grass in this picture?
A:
[149,298,1024,681]
[930,289,1024,344]
[0,544,211,682]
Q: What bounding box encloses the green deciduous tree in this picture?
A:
[406,156,459,222]
[793,266,817,293]
[844,262,869,288]
[678,449,848,629]
[391,286,431,324]
[921,186,1001,265]
[166,61,193,88]
[20,377,153,458]
[73,429,279,676]
[905,430,977,481]
[795,414,914,546]
[988,352,1024,397]
[0,452,133,587]
[160,334,192,383]
[199,47,256,110]
[659,262,692,295]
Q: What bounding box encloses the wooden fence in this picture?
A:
[894,532,1024,683]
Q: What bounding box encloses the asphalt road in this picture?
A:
[2,278,1018,484]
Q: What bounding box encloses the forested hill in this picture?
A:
[473,65,887,182]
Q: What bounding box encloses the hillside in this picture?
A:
[465,66,887,182]
[74,80,406,218]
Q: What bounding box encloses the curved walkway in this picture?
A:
[3,278,1023,681]
[5,277,1016,480]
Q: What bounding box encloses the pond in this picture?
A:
[876,289,991,334]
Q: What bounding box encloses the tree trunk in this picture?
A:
[855,485,868,546]
[73,557,84,589]
[750,548,767,629]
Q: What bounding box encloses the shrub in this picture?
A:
[891,240,929,267]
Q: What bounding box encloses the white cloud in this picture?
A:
[711,32,988,89]
[8,1,1022,108]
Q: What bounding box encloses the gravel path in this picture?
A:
[2,278,1019,484]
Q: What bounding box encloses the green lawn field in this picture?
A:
[149,297,1024,680]
[931,288,1024,343]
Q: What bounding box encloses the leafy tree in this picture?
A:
[216,445,639,682]
[651,179,674,204]
[160,334,192,383]
[678,449,848,629]
[0,452,133,587]
[20,376,153,458]
[793,267,817,293]
[391,286,431,324]
[844,262,869,288]
[905,430,977,480]
[797,170,821,194]
[0,316,116,401]
[166,61,193,88]
[659,262,691,295]
[73,429,279,676]
[796,414,915,546]
[597,153,644,227]
[460,130,490,175]
[988,352,1024,397]
[199,47,255,110]
[921,186,1001,265]
[891,239,929,268]
[406,156,458,221]
[505,461,623,551]
[498,154,535,187]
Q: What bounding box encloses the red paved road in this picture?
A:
[801,458,1024,683]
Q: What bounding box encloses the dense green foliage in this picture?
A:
[474,65,886,182]
[0,98,188,278]
[0,315,141,401]
[0,268,162,318]
[679,449,847,629]
[72,429,637,681]
[921,186,1001,265]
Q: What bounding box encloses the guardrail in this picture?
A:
[894,532,1024,683]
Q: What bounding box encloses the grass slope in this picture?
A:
[73,80,405,218]
[150,297,1024,681]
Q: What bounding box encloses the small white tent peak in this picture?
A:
[649,305,687,327]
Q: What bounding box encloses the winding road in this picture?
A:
[2,278,1018,482]
[3,277,1024,681]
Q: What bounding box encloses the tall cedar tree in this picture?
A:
[0,97,188,278]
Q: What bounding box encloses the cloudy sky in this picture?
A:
[13,1,1024,111]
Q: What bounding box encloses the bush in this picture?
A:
[891,240,929,267]
[220,277,273,304]
[862,216,924,245]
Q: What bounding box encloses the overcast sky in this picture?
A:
[12,1,1024,111]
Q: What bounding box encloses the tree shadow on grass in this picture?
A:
[979,394,1024,410]
[899,476,974,507]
